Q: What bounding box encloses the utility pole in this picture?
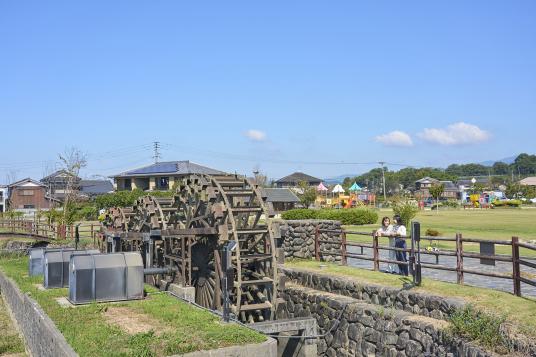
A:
[153,141,161,163]
[379,161,387,202]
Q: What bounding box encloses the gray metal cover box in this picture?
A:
[69,252,144,304]
[29,247,74,276]
[44,249,99,288]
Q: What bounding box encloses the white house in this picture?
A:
[0,185,7,213]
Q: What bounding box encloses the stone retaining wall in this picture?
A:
[280,267,464,321]
[281,266,536,356]
[281,220,342,262]
[282,284,491,357]
[0,271,77,357]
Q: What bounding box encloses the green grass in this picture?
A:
[345,208,536,257]
[449,305,507,351]
[0,256,264,357]
[0,292,26,356]
[285,260,536,338]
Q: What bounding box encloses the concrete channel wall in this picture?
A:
[176,338,277,357]
[0,271,77,357]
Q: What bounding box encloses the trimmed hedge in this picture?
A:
[281,208,378,225]
[491,199,522,208]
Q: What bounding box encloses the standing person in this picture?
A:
[392,215,408,276]
[375,216,398,274]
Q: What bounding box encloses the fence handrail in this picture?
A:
[314,225,536,298]
[0,218,101,244]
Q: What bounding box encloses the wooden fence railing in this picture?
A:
[0,219,102,247]
[315,227,536,298]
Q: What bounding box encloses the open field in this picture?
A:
[285,259,536,338]
[0,255,264,357]
[345,208,536,256]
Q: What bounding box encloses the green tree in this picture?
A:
[505,183,536,199]
[512,153,536,175]
[429,183,445,213]
[297,181,317,208]
[492,162,509,175]
[391,197,419,228]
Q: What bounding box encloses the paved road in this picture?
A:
[346,245,536,297]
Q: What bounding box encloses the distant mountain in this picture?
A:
[479,155,517,166]
[323,174,358,184]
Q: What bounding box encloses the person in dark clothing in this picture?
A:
[392,215,409,276]
[395,236,408,276]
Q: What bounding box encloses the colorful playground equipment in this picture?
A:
[315,182,376,208]
[464,191,504,208]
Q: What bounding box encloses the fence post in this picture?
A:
[70,225,74,240]
[512,236,521,297]
[372,231,379,271]
[341,231,347,266]
[314,225,320,261]
[456,233,464,284]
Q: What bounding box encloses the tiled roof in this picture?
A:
[275,172,322,184]
[8,178,46,188]
[439,180,457,190]
[80,180,114,195]
[264,188,300,203]
[112,161,225,177]
[41,170,79,182]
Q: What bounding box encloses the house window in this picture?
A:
[21,190,35,196]
[159,177,169,190]
[124,179,132,190]
[23,205,35,209]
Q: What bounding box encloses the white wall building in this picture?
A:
[0,185,7,213]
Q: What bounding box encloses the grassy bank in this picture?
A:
[285,260,536,338]
[0,255,264,357]
[0,292,26,356]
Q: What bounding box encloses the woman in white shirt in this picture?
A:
[375,216,398,274]
[391,215,407,237]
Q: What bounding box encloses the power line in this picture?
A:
[160,142,406,167]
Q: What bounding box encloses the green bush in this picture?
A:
[75,205,98,221]
[443,200,460,208]
[449,305,507,350]
[492,199,521,208]
[94,189,147,209]
[425,228,441,237]
[281,208,378,225]
[391,198,418,227]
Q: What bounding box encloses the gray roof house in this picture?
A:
[264,188,300,213]
[111,161,225,191]
[275,172,322,188]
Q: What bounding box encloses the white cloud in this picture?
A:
[244,129,267,142]
[375,130,413,147]
[417,122,490,145]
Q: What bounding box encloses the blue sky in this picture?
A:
[1,1,535,183]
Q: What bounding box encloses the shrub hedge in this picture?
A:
[281,208,378,225]
[491,200,522,208]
